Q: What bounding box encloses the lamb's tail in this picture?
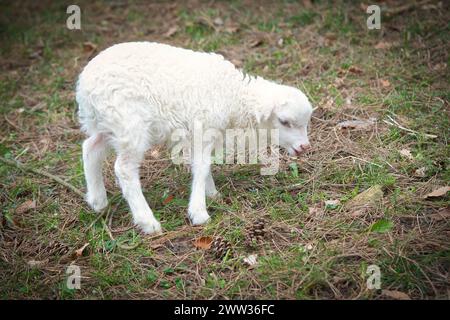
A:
[76,77,99,136]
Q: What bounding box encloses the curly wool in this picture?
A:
[77,42,277,150]
[76,42,312,234]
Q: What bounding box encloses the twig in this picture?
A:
[383,115,437,139]
[0,156,85,198]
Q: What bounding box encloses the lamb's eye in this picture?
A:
[279,118,290,127]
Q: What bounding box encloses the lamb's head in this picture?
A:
[252,81,313,156]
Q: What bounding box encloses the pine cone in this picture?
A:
[245,217,266,247]
[212,236,232,259]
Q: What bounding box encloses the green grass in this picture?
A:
[0,0,449,300]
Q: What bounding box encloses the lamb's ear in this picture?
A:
[255,98,288,123]
[255,103,274,123]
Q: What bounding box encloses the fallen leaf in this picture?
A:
[75,243,89,257]
[15,200,36,215]
[399,149,414,160]
[414,167,426,178]
[224,22,239,34]
[370,219,394,233]
[163,26,178,38]
[424,186,450,199]
[379,79,391,88]
[325,199,341,210]
[193,236,213,250]
[382,290,411,300]
[336,119,374,131]
[162,194,174,205]
[83,41,97,53]
[249,34,264,48]
[348,65,363,74]
[374,41,392,50]
[213,17,224,26]
[346,185,383,208]
[243,254,258,267]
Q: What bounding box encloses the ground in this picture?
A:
[0,0,449,299]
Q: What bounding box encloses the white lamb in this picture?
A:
[76,42,312,234]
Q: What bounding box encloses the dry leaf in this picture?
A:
[243,254,258,267]
[213,17,224,26]
[399,149,414,160]
[75,243,89,257]
[224,23,239,34]
[348,65,363,74]
[374,41,392,50]
[424,186,450,199]
[379,79,391,88]
[249,35,264,48]
[414,167,426,178]
[382,290,411,300]
[162,194,174,205]
[163,26,178,38]
[336,119,374,131]
[346,185,383,208]
[193,236,213,250]
[15,200,36,215]
[83,42,97,53]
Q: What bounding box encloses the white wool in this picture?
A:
[76,42,313,234]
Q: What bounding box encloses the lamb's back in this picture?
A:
[79,42,243,112]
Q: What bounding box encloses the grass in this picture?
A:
[0,0,449,299]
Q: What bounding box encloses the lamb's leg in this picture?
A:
[114,151,161,234]
[82,134,108,212]
[188,143,214,225]
[205,170,220,199]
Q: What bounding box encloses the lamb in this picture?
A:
[76,42,313,234]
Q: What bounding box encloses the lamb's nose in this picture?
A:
[300,143,311,151]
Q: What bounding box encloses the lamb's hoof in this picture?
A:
[189,209,211,225]
[137,218,162,235]
[87,193,108,212]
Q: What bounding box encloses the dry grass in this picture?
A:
[0,0,449,299]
